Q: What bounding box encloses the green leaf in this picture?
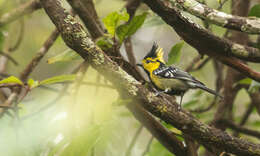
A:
[0,76,23,85]
[250,121,260,127]
[39,75,76,86]
[166,41,184,65]
[248,4,260,17]
[238,78,252,85]
[96,36,113,51]
[249,80,260,93]
[217,0,221,4]
[116,12,147,43]
[102,9,129,36]
[161,121,182,135]
[143,15,165,28]
[27,78,39,89]
[47,49,81,64]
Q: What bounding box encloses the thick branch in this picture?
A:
[66,0,103,39]
[40,0,260,155]
[219,119,260,140]
[173,0,260,34]
[0,0,41,26]
[127,103,188,156]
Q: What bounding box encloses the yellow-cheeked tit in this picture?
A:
[137,43,223,110]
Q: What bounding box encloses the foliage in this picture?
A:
[47,49,81,64]
[238,78,260,93]
[102,9,129,36]
[248,4,260,17]
[0,75,76,89]
[39,75,76,85]
[102,9,147,45]
[0,76,23,85]
[96,35,113,50]
[116,12,147,43]
[166,41,184,65]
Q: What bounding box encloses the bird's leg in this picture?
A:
[154,88,170,96]
[178,92,184,111]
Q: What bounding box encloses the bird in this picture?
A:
[137,42,223,110]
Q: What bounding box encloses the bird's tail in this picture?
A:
[197,84,223,98]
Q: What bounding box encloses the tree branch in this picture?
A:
[127,103,188,156]
[39,0,260,155]
[19,29,59,81]
[0,29,59,116]
[125,125,144,156]
[219,119,260,140]
[173,0,260,34]
[0,0,41,27]
[66,0,103,39]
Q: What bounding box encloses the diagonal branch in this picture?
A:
[0,0,41,27]
[0,29,59,116]
[66,0,103,39]
[219,119,260,140]
[173,0,260,34]
[39,0,260,155]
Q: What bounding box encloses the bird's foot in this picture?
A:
[154,88,170,96]
[177,105,181,111]
[154,91,162,96]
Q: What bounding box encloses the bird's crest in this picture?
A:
[144,42,164,62]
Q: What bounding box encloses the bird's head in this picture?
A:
[137,43,165,73]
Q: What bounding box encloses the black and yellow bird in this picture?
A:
[137,43,222,110]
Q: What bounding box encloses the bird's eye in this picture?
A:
[146,60,152,63]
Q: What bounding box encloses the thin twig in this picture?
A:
[185,55,201,72]
[8,19,25,51]
[125,125,144,156]
[20,29,59,81]
[217,0,229,10]
[0,51,18,65]
[0,83,21,88]
[220,119,260,140]
[191,57,211,72]
[233,102,254,137]
[239,102,254,126]
[0,29,59,117]
[0,0,41,26]
[190,98,216,113]
[141,136,154,156]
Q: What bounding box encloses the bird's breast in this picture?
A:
[150,74,189,92]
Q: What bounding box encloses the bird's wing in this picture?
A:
[153,66,204,85]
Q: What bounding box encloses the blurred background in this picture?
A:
[0,0,259,156]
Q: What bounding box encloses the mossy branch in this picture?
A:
[173,0,260,34]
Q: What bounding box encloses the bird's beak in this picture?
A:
[136,63,142,67]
